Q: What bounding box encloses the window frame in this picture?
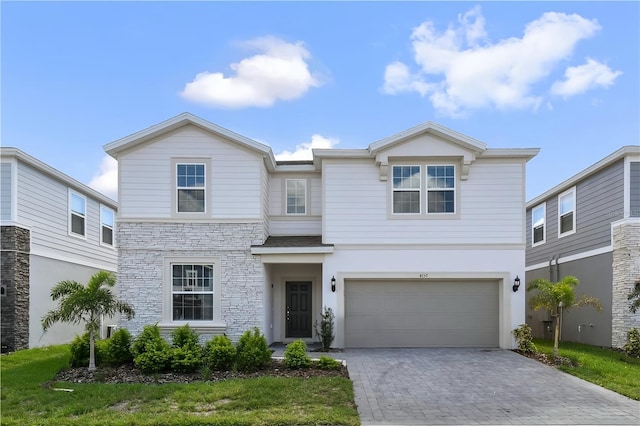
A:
[68,190,87,238]
[531,203,546,246]
[285,179,307,215]
[100,204,115,247]
[172,159,209,216]
[391,165,422,215]
[426,164,456,214]
[557,187,577,238]
[162,257,222,326]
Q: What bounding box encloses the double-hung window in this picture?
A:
[286,179,306,215]
[558,188,576,237]
[426,165,455,213]
[69,191,86,237]
[392,165,421,214]
[176,163,205,213]
[531,203,545,245]
[172,264,214,321]
[100,205,115,246]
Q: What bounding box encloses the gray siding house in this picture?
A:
[525,146,640,348]
[0,148,118,352]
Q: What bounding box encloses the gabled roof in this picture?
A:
[527,145,640,208]
[368,121,487,155]
[103,112,277,169]
[0,147,118,207]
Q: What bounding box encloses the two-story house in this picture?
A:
[105,113,538,349]
[0,148,118,352]
[525,146,640,348]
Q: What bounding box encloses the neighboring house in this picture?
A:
[0,148,118,352]
[525,146,640,348]
[105,113,538,349]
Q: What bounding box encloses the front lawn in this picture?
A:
[533,339,640,400]
[1,345,359,426]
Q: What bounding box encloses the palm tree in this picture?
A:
[528,275,602,357]
[42,271,135,371]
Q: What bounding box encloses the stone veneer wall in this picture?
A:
[612,221,640,348]
[117,222,265,342]
[1,226,30,352]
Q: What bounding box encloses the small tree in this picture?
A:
[42,271,135,371]
[628,279,640,314]
[314,306,335,351]
[528,275,602,357]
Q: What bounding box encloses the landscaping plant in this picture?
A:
[131,324,172,373]
[42,271,135,371]
[105,328,133,365]
[624,328,640,358]
[512,323,537,354]
[170,324,203,373]
[69,332,106,368]
[284,339,311,369]
[235,328,271,372]
[204,334,236,371]
[527,275,602,357]
[314,306,335,350]
[317,355,342,370]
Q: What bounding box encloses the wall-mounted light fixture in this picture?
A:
[331,276,336,292]
[512,276,521,292]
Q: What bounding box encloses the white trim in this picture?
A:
[525,245,613,271]
[426,164,456,215]
[336,243,525,250]
[391,164,422,215]
[99,204,115,248]
[531,202,546,247]
[68,189,87,239]
[116,217,263,223]
[285,179,307,215]
[8,157,18,221]
[623,155,640,218]
[557,187,576,238]
[175,162,207,214]
[0,221,31,230]
[31,247,117,271]
[251,246,334,255]
[257,253,327,264]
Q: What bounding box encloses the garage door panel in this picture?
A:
[345,280,499,348]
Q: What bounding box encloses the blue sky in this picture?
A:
[2,1,638,201]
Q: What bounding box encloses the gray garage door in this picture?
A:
[345,280,499,347]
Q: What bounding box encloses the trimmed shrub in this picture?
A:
[131,324,172,373]
[512,323,537,354]
[204,335,236,371]
[235,328,271,372]
[314,306,335,351]
[317,355,342,370]
[69,332,106,368]
[105,328,133,365]
[623,328,640,358]
[284,340,310,369]
[170,324,202,373]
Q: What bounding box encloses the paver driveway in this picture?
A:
[340,348,640,425]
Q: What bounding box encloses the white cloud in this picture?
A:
[89,155,118,200]
[181,36,322,108]
[551,58,622,97]
[275,134,339,161]
[382,7,613,116]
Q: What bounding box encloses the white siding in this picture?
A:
[269,219,322,236]
[15,162,117,268]
[267,174,322,235]
[323,158,525,244]
[1,162,13,221]
[118,125,263,219]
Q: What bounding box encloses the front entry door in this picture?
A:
[286,281,312,338]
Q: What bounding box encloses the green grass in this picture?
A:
[533,339,640,400]
[1,345,359,426]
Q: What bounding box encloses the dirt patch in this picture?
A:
[51,359,349,385]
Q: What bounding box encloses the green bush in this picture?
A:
[235,328,271,372]
[131,324,172,373]
[284,340,310,369]
[512,323,537,354]
[623,328,640,358]
[314,306,335,350]
[204,335,236,371]
[105,328,133,365]
[69,333,106,368]
[317,355,342,370]
[170,324,202,373]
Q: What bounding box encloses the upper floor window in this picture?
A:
[558,187,576,237]
[100,205,115,246]
[392,165,421,214]
[286,179,306,215]
[172,264,214,321]
[69,191,86,237]
[531,203,545,246]
[426,165,455,214]
[177,163,205,213]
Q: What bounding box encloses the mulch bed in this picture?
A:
[513,350,577,367]
[50,359,349,385]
